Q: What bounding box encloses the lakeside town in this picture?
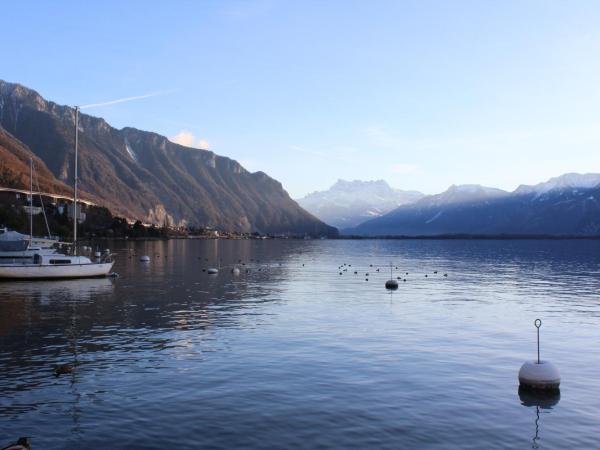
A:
[0,185,309,241]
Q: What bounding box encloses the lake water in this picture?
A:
[1,239,600,449]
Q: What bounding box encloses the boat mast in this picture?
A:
[73,106,79,256]
[29,157,33,244]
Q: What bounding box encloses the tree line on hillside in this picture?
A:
[0,201,171,239]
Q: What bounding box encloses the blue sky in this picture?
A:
[2,0,600,197]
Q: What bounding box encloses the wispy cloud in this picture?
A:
[80,90,176,109]
[390,163,419,174]
[170,130,210,150]
[289,145,360,164]
[289,145,329,159]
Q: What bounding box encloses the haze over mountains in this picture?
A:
[297,179,423,229]
[349,174,600,236]
[0,80,336,236]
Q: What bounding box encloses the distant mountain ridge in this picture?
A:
[297,179,424,229]
[0,80,337,236]
[349,174,600,236]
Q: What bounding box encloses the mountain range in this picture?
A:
[0,80,337,236]
[297,179,424,229]
[349,174,600,236]
[2,80,598,238]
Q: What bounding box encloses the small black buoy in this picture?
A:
[385,279,398,290]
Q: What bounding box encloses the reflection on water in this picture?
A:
[0,278,114,303]
[1,239,600,449]
[519,387,561,448]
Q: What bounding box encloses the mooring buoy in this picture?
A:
[518,319,560,391]
[385,262,398,290]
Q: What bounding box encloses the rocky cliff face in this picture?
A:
[0,126,76,197]
[0,80,337,236]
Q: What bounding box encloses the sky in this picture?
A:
[2,0,600,198]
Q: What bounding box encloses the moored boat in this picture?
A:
[0,106,116,280]
[0,252,114,279]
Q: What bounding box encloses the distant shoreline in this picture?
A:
[84,234,600,241]
[337,234,600,240]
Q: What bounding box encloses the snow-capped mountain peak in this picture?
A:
[516,173,600,195]
[421,184,508,206]
[297,179,424,229]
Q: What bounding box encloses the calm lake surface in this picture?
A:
[1,239,600,449]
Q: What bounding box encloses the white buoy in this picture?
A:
[207,268,218,274]
[232,266,241,276]
[140,255,151,262]
[385,262,398,290]
[519,319,560,390]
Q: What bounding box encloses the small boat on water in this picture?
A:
[0,252,114,279]
[0,106,115,280]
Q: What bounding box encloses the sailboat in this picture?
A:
[0,228,58,259]
[0,106,115,279]
[0,159,60,260]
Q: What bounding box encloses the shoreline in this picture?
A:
[84,234,600,241]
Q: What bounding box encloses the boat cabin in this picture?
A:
[32,254,91,265]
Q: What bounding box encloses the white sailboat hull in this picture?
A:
[0,261,114,279]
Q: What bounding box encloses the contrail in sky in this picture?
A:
[80,90,176,109]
